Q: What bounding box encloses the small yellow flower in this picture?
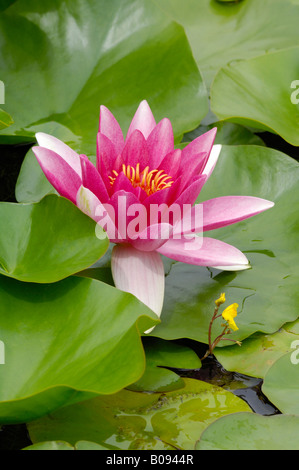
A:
[222,303,239,331]
[215,293,226,306]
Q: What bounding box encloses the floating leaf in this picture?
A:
[28,378,251,450]
[183,122,265,147]
[215,319,299,378]
[0,275,158,424]
[0,195,108,283]
[211,47,299,145]
[129,338,202,392]
[262,352,299,414]
[196,413,299,450]
[0,0,207,152]
[154,0,299,88]
[0,108,13,130]
[24,441,74,451]
[24,440,109,450]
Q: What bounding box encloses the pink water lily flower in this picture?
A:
[33,101,274,328]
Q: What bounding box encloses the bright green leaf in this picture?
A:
[0,275,158,424]
[196,413,299,450]
[211,47,299,145]
[23,440,109,450]
[24,441,74,451]
[183,122,265,146]
[0,195,108,283]
[262,352,299,414]
[154,0,299,89]
[0,108,13,130]
[215,319,299,378]
[0,0,208,152]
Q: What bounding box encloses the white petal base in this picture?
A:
[111,245,165,333]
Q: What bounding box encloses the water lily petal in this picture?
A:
[111,245,165,325]
[174,196,275,235]
[200,195,275,232]
[202,144,222,179]
[109,190,142,241]
[80,155,109,203]
[76,186,116,240]
[182,127,217,164]
[130,223,173,251]
[142,175,184,212]
[35,132,82,176]
[96,132,118,173]
[111,171,141,199]
[158,149,182,179]
[99,105,124,155]
[173,175,207,208]
[175,152,207,194]
[147,118,174,168]
[76,185,101,221]
[157,237,249,269]
[33,146,81,204]
[121,129,149,168]
[209,264,251,272]
[126,100,156,141]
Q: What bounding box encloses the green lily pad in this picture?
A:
[152,145,299,344]
[75,441,109,451]
[216,0,242,2]
[24,441,74,451]
[196,413,299,450]
[262,352,299,414]
[28,378,251,450]
[0,0,207,152]
[128,338,202,392]
[183,122,265,146]
[0,274,158,424]
[0,194,108,283]
[23,440,109,450]
[211,47,299,145]
[0,108,13,130]
[215,319,299,378]
[154,0,299,89]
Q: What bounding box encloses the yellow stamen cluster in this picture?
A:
[109,163,173,196]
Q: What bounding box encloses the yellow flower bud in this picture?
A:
[215,293,226,306]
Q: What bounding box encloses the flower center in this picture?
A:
[109,163,173,196]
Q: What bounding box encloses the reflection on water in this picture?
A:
[174,354,280,416]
